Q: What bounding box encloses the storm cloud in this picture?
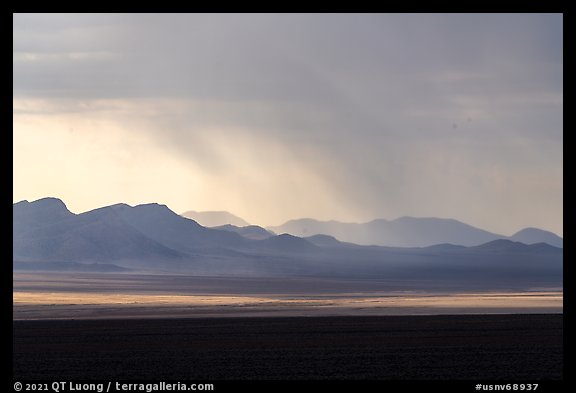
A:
[13,13,563,235]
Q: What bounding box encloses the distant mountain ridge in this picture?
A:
[509,228,563,248]
[212,224,275,240]
[181,210,249,227]
[268,217,562,248]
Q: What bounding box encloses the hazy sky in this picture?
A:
[13,13,563,235]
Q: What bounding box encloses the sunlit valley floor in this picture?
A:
[13,272,562,319]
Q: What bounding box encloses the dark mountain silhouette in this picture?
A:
[257,234,319,254]
[269,217,562,248]
[212,224,274,240]
[471,239,541,253]
[13,197,74,238]
[509,228,563,248]
[181,210,249,227]
[304,234,343,247]
[13,198,562,288]
[13,202,188,269]
[469,239,561,254]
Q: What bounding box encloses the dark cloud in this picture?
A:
[13,13,563,234]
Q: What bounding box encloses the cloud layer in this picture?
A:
[13,13,563,235]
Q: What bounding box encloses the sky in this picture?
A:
[13,13,563,235]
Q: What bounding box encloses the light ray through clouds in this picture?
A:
[13,13,563,235]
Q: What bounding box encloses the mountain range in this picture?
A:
[177,210,562,248]
[267,217,563,248]
[13,198,562,289]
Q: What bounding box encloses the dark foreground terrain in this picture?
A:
[13,314,562,380]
